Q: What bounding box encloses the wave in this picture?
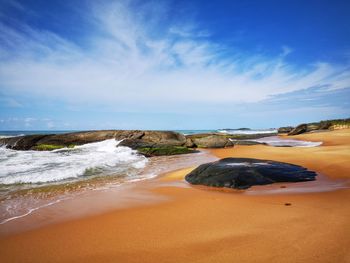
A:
[247,136,322,147]
[0,135,23,139]
[0,139,147,184]
[218,129,277,135]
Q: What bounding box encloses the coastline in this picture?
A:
[0,129,350,262]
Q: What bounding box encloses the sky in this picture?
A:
[0,0,349,130]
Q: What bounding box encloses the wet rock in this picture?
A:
[232,140,266,146]
[185,158,317,189]
[1,135,49,150]
[136,146,195,157]
[1,130,189,153]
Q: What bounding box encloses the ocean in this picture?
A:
[0,128,321,185]
[0,128,322,224]
[0,130,219,224]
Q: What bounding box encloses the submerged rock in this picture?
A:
[185,158,317,189]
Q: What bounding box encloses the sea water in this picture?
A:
[0,129,321,225]
[0,131,217,225]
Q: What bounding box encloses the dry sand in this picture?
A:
[1,129,350,263]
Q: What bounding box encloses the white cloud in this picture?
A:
[0,0,349,111]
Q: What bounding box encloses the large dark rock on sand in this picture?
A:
[185,158,317,189]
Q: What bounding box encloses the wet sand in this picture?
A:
[0,129,350,262]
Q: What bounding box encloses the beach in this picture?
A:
[1,129,350,263]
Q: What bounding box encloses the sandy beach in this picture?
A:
[1,129,350,263]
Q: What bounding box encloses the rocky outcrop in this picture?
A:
[284,118,350,136]
[187,134,234,148]
[288,124,308,135]
[0,130,192,155]
[1,131,117,150]
[0,135,50,150]
[117,131,194,156]
[185,158,317,189]
[278,126,294,134]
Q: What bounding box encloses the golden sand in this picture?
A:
[1,129,349,263]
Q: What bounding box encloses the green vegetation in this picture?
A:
[311,118,350,127]
[137,146,193,156]
[33,144,76,151]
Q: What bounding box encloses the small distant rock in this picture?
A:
[288,124,308,135]
[278,126,294,134]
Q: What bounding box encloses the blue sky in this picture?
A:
[0,0,349,130]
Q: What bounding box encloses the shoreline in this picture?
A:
[0,129,350,262]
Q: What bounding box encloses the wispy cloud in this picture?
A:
[0,0,349,112]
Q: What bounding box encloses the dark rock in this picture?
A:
[185,137,195,148]
[139,131,187,146]
[288,124,308,135]
[136,146,195,157]
[232,140,266,146]
[3,135,50,150]
[1,130,192,157]
[36,130,118,146]
[185,158,317,189]
[282,118,350,136]
[117,139,152,149]
[278,126,294,134]
[186,134,234,148]
[318,121,332,130]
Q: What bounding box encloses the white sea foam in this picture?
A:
[218,129,277,135]
[0,198,68,224]
[248,136,322,147]
[0,139,147,184]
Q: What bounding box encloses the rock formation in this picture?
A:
[185,158,317,189]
